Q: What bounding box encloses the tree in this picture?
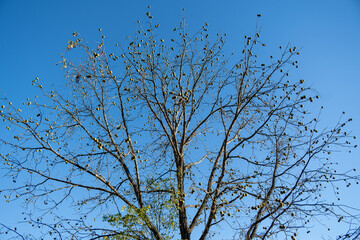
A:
[1,12,359,240]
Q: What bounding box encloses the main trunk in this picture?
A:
[176,154,190,240]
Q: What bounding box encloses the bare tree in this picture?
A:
[1,12,359,240]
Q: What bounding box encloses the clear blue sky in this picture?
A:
[0,0,359,239]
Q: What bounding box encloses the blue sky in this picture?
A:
[0,0,360,239]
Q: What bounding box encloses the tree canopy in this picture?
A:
[0,11,359,240]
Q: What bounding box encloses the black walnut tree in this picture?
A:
[1,12,359,240]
